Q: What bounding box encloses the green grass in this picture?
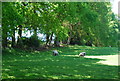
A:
[2,45,119,79]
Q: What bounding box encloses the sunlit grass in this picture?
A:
[2,45,119,79]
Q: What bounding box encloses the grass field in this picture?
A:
[2,45,119,79]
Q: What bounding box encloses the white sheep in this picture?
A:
[79,52,86,57]
[52,50,59,56]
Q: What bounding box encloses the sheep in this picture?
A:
[79,52,86,57]
[52,50,59,56]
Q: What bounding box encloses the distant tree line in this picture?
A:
[2,2,119,49]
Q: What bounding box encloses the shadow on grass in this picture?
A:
[56,45,118,56]
[2,46,119,79]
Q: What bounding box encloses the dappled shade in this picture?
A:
[2,46,118,79]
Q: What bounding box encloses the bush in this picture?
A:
[22,35,42,48]
[29,35,40,48]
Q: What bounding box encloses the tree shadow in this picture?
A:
[2,46,119,79]
[57,46,118,56]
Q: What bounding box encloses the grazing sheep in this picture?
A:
[52,50,59,56]
[79,52,86,57]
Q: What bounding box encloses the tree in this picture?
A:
[2,2,24,48]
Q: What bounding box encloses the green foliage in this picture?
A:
[2,2,118,48]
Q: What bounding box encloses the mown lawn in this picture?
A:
[2,45,119,79]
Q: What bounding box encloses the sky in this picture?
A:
[111,0,119,14]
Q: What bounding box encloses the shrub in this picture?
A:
[21,35,42,48]
[29,35,40,48]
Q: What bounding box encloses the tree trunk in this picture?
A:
[67,32,71,45]
[18,25,22,38]
[67,36,71,45]
[2,32,7,48]
[54,36,60,47]
[11,28,15,48]
[33,27,37,36]
[67,24,73,45]
[49,32,53,46]
[17,25,22,47]
[45,34,50,46]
